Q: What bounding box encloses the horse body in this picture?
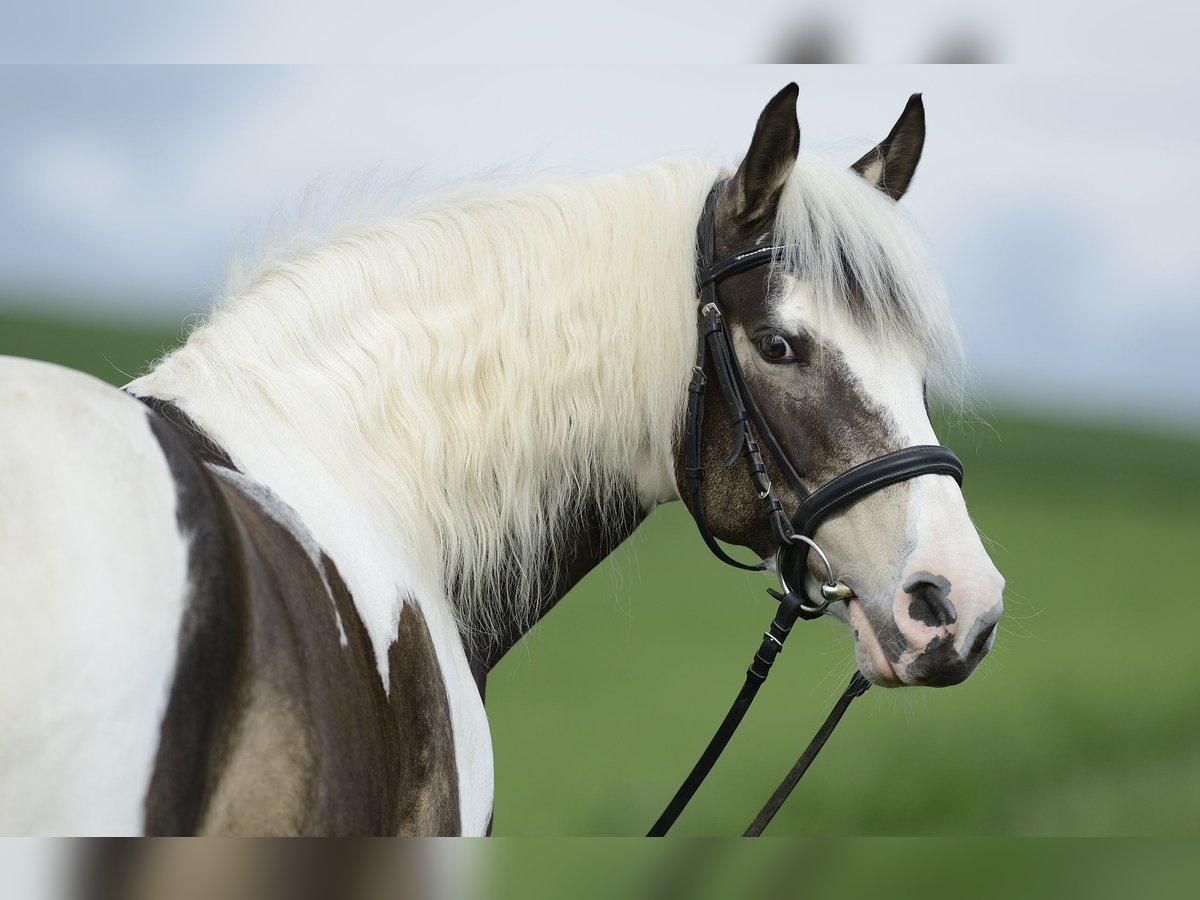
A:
[0,360,479,834]
[0,87,1005,834]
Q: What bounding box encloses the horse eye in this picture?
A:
[757,333,794,362]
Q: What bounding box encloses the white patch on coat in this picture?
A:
[0,358,188,835]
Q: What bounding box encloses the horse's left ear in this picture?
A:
[729,82,800,226]
[852,93,926,201]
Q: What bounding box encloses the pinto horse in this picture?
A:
[0,85,1003,835]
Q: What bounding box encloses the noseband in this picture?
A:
[649,180,964,836]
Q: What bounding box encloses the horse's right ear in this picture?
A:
[728,83,800,227]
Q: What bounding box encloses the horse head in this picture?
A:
[678,84,1004,687]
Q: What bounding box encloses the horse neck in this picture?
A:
[129,159,716,660]
[469,496,648,677]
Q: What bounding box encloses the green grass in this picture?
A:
[0,307,186,385]
[3,307,1198,836]
[477,839,1200,900]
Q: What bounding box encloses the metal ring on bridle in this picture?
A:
[777,533,842,615]
[783,533,835,586]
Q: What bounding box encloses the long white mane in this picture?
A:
[132,153,960,646]
[135,160,714,644]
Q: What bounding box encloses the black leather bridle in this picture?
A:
[648,180,965,836]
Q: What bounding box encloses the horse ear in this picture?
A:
[852,93,926,201]
[729,83,800,226]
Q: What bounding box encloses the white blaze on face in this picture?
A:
[777,286,1004,685]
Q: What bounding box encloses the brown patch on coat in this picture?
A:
[142,410,245,835]
[142,401,460,835]
[389,605,462,835]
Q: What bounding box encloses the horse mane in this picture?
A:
[137,153,964,651]
[140,159,717,649]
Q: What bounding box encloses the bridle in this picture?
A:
[648,179,965,836]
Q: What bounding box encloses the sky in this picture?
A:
[0,62,1196,429]
[3,0,1193,65]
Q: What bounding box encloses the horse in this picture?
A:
[0,83,1004,836]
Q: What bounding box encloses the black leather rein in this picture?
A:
[648,180,964,836]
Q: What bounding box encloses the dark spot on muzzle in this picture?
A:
[904,634,972,686]
[903,572,955,629]
[904,604,1000,687]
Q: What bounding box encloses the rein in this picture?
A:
[648,180,964,836]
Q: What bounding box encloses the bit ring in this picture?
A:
[778,534,853,615]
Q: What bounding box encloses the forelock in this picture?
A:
[769,153,964,396]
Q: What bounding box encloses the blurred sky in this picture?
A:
[3,0,1194,65]
[1,62,1197,428]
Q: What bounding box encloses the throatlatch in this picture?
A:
[650,179,965,836]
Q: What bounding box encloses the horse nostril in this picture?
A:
[970,621,997,658]
[904,575,956,629]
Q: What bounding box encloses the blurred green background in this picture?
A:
[4,305,1197,837]
[478,839,1200,899]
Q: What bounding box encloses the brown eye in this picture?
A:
[757,333,794,362]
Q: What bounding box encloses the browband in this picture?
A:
[698,245,784,286]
